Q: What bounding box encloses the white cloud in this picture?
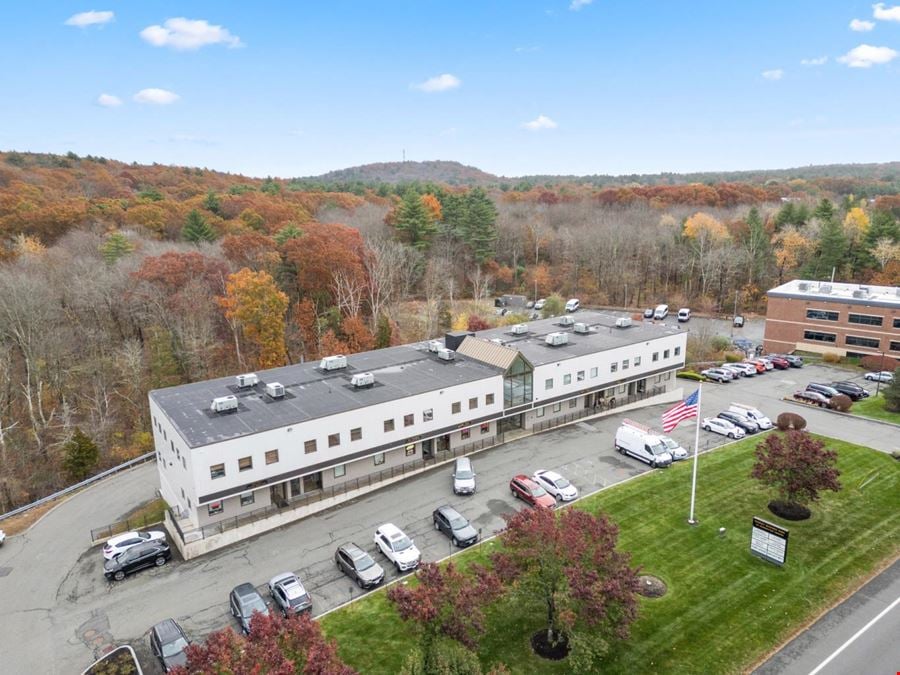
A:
[800,56,828,66]
[412,73,461,92]
[850,18,875,31]
[522,114,557,131]
[762,69,784,80]
[837,43,898,67]
[570,0,594,10]
[96,93,122,107]
[873,3,900,21]
[140,18,243,50]
[65,10,114,27]
[133,88,180,105]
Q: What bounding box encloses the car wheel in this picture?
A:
[434,520,439,531]
[702,425,710,431]
[650,460,657,469]
[114,570,125,581]
[155,556,166,567]
[511,489,518,499]
[727,433,735,439]
[357,577,364,588]
[395,562,402,573]
[452,537,458,547]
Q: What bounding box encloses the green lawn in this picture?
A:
[852,393,900,425]
[321,437,900,674]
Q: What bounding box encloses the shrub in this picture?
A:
[860,354,887,371]
[883,368,900,412]
[677,370,706,381]
[711,336,731,352]
[776,412,807,431]
[724,351,745,363]
[822,352,842,364]
[830,394,853,412]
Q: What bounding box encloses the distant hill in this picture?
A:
[301,160,500,186]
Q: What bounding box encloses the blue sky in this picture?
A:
[1,1,899,178]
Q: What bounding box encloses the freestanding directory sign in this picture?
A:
[750,517,789,566]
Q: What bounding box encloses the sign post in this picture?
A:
[749,517,789,566]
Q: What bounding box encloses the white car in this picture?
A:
[0,529,5,546]
[103,530,166,560]
[726,362,756,377]
[374,523,420,572]
[720,364,747,379]
[659,435,689,461]
[864,371,894,383]
[532,470,578,501]
[701,417,745,439]
[533,298,546,310]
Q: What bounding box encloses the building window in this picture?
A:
[634,356,642,366]
[803,330,836,343]
[664,371,672,380]
[210,463,225,479]
[563,374,572,385]
[208,501,223,516]
[486,393,495,405]
[349,427,362,442]
[480,423,490,434]
[181,488,185,499]
[304,439,317,454]
[405,444,416,456]
[170,440,174,453]
[163,430,167,441]
[238,456,253,472]
[373,452,385,465]
[384,418,395,432]
[806,308,839,321]
[452,402,461,414]
[610,363,618,373]
[290,478,301,497]
[266,449,279,465]
[569,398,577,408]
[545,378,554,390]
[652,352,659,362]
[328,433,340,447]
[504,355,534,407]
[333,464,346,478]
[423,409,433,422]
[469,397,478,410]
[182,457,186,469]
[404,413,414,427]
[845,335,880,348]
[176,447,180,459]
[623,359,630,370]
[664,350,671,359]
[461,427,470,439]
[590,367,598,378]
[894,318,900,329]
[848,313,883,326]
[536,406,545,418]
[240,492,255,507]
[552,402,562,413]
[577,370,585,381]
[891,341,900,352]
[674,346,681,357]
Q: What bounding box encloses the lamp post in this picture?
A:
[875,351,886,398]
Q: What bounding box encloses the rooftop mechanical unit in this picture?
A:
[798,282,809,291]
[545,332,569,346]
[437,348,456,361]
[320,355,348,371]
[615,317,633,328]
[489,338,504,345]
[510,323,528,335]
[573,322,590,334]
[558,315,575,327]
[210,395,238,413]
[351,372,375,388]
[265,382,285,399]
[427,339,443,353]
[819,283,832,294]
[235,373,258,388]
[851,289,867,298]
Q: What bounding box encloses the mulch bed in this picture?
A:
[768,500,811,521]
[637,574,668,598]
[531,630,570,661]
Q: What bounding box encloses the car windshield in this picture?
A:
[449,516,468,530]
[649,441,667,455]
[662,438,679,450]
[354,553,376,571]
[161,637,188,658]
[553,477,571,489]
[531,484,548,497]
[391,536,412,551]
[455,469,473,480]
[242,596,267,617]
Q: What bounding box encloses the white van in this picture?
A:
[728,403,772,430]
[653,304,669,320]
[677,308,691,322]
[614,420,673,468]
[565,298,580,313]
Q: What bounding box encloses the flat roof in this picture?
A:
[150,311,682,448]
[767,280,900,309]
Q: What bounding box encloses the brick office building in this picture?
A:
[763,280,900,364]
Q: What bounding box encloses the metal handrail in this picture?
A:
[0,452,157,523]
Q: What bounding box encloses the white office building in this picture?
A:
[150,312,687,557]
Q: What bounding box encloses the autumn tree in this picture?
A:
[467,315,490,331]
[341,315,375,353]
[491,508,640,667]
[181,209,217,243]
[741,207,772,287]
[62,428,100,481]
[750,430,841,519]
[541,293,565,318]
[219,268,289,369]
[882,368,900,413]
[683,212,729,297]
[170,611,355,675]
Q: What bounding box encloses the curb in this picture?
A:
[781,397,900,431]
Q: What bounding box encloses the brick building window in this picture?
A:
[806,308,839,321]
[848,313,883,326]
[845,335,879,348]
[803,330,836,343]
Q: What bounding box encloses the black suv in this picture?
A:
[149,619,190,672]
[829,381,869,400]
[335,543,385,588]
[432,505,479,547]
[104,541,171,581]
[806,383,840,399]
[717,411,759,434]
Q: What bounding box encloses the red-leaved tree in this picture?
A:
[751,430,841,509]
[170,611,355,675]
[490,507,640,669]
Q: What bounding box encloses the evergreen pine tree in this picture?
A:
[813,215,846,278]
[744,207,773,286]
[203,190,222,215]
[374,314,392,349]
[393,191,436,250]
[462,188,498,263]
[813,198,836,223]
[882,367,900,413]
[274,222,303,246]
[62,428,100,482]
[182,209,217,243]
[99,231,135,265]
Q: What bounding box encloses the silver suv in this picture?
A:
[452,457,476,495]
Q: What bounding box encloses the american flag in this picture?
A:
[662,389,700,432]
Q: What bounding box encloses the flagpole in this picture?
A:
[688,383,702,525]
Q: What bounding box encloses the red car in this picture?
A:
[743,360,766,374]
[765,355,790,370]
[509,475,556,509]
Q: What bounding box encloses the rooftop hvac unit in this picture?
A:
[798,282,809,291]
[545,332,569,346]
[265,382,285,399]
[510,323,528,335]
[489,338,504,345]
[235,373,258,388]
[819,283,832,294]
[573,322,590,334]
[851,290,867,298]
[210,395,238,413]
[615,317,633,328]
[438,348,456,361]
[320,355,348,371]
[558,315,575,327]
[351,372,375,388]
[427,340,443,353]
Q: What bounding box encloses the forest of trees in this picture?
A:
[0,150,898,510]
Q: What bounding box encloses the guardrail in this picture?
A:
[0,452,157,524]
